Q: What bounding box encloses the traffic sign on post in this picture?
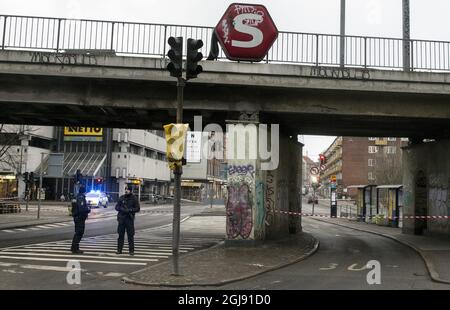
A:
[214,3,278,62]
[310,166,320,175]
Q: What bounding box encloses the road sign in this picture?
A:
[186,131,202,163]
[214,3,278,62]
[310,166,320,175]
[320,164,327,171]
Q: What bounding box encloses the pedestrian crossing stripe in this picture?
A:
[0,234,222,270]
[0,209,185,234]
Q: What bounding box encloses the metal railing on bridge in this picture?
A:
[1,14,450,72]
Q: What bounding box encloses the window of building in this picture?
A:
[401,138,409,142]
[368,172,375,180]
[112,142,120,152]
[368,146,378,153]
[368,158,376,167]
[387,137,397,141]
[368,137,377,141]
[130,144,141,155]
[386,146,396,154]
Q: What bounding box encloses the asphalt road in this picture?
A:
[220,217,449,290]
[0,203,217,289]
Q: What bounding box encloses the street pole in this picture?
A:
[340,0,346,67]
[402,0,411,71]
[312,187,315,216]
[37,152,44,219]
[172,76,185,276]
[138,181,141,202]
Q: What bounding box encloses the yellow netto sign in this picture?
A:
[64,127,103,136]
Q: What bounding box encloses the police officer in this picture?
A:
[116,185,140,255]
[70,184,90,254]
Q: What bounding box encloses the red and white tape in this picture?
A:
[274,210,449,220]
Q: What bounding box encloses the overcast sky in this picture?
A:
[1,0,449,158]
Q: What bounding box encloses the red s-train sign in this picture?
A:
[214,3,278,62]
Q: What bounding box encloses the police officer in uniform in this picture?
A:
[116,185,140,255]
[70,184,90,254]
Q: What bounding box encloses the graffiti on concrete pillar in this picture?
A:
[228,164,255,177]
[265,170,275,226]
[277,180,288,212]
[428,176,449,233]
[254,180,265,239]
[226,183,253,239]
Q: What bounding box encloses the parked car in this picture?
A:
[85,191,108,208]
[307,195,318,204]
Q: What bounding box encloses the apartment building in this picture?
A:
[320,137,408,198]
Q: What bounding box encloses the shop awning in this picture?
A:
[35,152,107,177]
[376,185,403,189]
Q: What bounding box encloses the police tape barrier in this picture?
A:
[274,210,450,220]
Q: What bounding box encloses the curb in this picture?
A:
[121,233,320,287]
[311,217,450,285]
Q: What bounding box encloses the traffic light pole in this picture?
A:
[172,77,185,276]
[37,152,44,219]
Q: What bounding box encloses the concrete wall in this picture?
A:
[225,122,302,242]
[402,139,450,236]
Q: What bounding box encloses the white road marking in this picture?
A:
[20,244,187,254]
[13,229,28,232]
[41,224,64,228]
[0,255,150,265]
[104,272,126,277]
[20,264,84,272]
[0,251,153,262]
[319,263,339,270]
[4,248,169,258]
[0,230,15,233]
[347,263,369,271]
[2,269,24,274]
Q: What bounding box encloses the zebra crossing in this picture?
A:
[0,209,174,234]
[0,234,222,275]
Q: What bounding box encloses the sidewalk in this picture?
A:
[123,210,319,287]
[312,216,450,285]
[0,207,72,230]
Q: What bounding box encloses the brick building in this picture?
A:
[320,137,408,198]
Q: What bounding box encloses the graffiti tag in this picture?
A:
[310,66,371,80]
[30,52,97,66]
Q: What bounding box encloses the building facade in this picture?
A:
[0,125,55,199]
[1,125,171,201]
[302,155,317,194]
[320,137,408,198]
[181,132,227,202]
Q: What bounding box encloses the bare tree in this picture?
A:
[373,147,403,185]
[0,125,37,175]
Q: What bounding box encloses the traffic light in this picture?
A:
[29,172,34,184]
[186,38,203,80]
[167,36,183,78]
[23,172,29,183]
[94,177,103,184]
[163,123,189,170]
[319,154,326,165]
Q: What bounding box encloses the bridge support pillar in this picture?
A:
[225,114,303,244]
[402,138,450,237]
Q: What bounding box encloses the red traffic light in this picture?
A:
[95,177,103,183]
[319,154,326,162]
